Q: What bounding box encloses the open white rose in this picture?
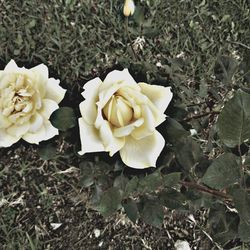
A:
[78,69,173,169]
[0,60,66,147]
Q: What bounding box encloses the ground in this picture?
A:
[0,0,250,249]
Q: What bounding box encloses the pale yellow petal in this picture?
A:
[45,78,66,104]
[0,113,11,129]
[0,129,20,147]
[28,113,44,133]
[81,77,102,99]
[43,121,59,141]
[4,59,19,72]
[39,99,59,119]
[113,118,144,137]
[78,118,105,155]
[99,120,125,156]
[22,125,46,144]
[120,131,165,169]
[131,104,156,140]
[139,83,173,114]
[6,122,30,138]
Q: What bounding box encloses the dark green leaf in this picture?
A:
[50,107,77,131]
[79,162,94,188]
[125,177,139,196]
[113,174,129,194]
[163,172,181,187]
[165,118,189,144]
[176,138,202,170]
[159,189,187,210]
[138,172,162,192]
[38,143,57,160]
[141,201,164,228]
[217,90,250,147]
[97,187,122,217]
[238,219,250,242]
[123,199,139,223]
[232,188,250,224]
[202,153,240,189]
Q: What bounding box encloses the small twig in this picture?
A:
[125,17,139,61]
[227,40,250,50]
[183,111,220,122]
[180,181,230,199]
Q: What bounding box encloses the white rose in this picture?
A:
[78,69,173,169]
[123,0,135,17]
[0,60,66,147]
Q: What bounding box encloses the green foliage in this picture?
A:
[37,143,57,160]
[50,107,77,131]
[123,199,139,223]
[217,90,250,148]
[202,153,240,189]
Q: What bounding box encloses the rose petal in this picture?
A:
[113,118,144,137]
[99,120,125,156]
[78,118,105,155]
[43,121,59,141]
[120,131,165,169]
[46,78,66,104]
[131,105,156,140]
[0,129,20,147]
[39,99,59,119]
[0,113,11,129]
[82,77,102,99]
[139,83,173,114]
[6,122,30,138]
[100,69,138,92]
[28,113,44,133]
[4,60,19,72]
[22,125,46,144]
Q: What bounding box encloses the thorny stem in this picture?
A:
[183,111,220,122]
[179,181,230,200]
[125,17,139,61]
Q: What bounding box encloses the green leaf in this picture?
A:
[113,174,129,194]
[79,162,94,188]
[133,6,145,26]
[238,219,250,242]
[202,153,240,189]
[165,118,189,144]
[138,172,162,192]
[217,90,250,147]
[141,200,164,228]
[232,189,250,224]
[38,143,57,160]
[97,187,122,217]
[50,107,77,131]
[176,138,202,170]
[163,172,181,187]
[125,177,139,196]
[159,189,187,210]
[123,199,139,223]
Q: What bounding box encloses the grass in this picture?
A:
[0,0,250,249]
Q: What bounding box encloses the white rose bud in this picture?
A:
[78,69,173,169]
[0,60,66,147]
[123,0,135,17]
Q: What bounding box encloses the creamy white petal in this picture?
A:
[39,99,59,119]
[120,131,165,169]
[31,63,49,80]
[113,118,144,137]
[6,122,30,138]
[22,125,46,144]
[139,83,173,114]
[81,77,102,99]
[99,120,125,156]
[0,129,20,147]
[28,113,44,133]
[45,78,66,104]
[79,100,98,125]
[43,121,59,141]
[100,69,138,92]
[131,105,156,140]
[0,113,11,129]
[78,118,105,155]
[4,60,19,73]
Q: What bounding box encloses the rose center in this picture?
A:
[103,95,133,127]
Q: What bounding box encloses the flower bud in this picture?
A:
[103,95,133,127]
[123,0,135,17]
